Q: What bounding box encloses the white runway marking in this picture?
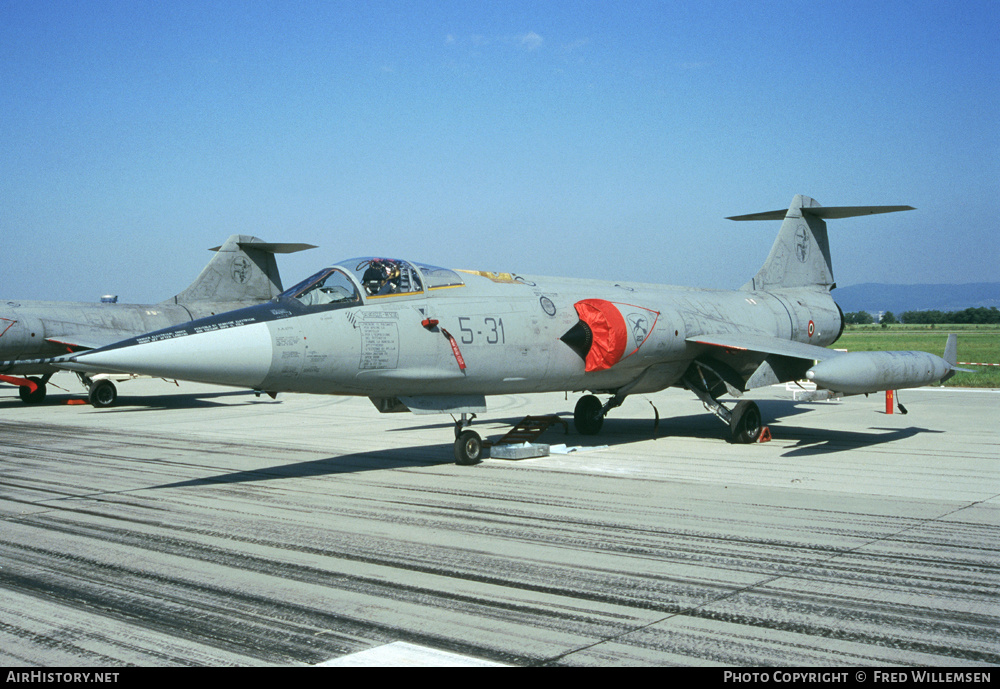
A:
[316,642,508,667]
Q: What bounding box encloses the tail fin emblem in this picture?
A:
[795,225,809,263]
[231,256,252,284]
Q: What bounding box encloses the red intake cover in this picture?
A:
[574,299,628,372]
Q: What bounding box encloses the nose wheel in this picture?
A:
[452,413,483,465]
[454,430,483,465]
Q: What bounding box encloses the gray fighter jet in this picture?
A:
[45,195,970,462]
[0,235,314,405]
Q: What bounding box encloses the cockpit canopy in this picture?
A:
[351,258,422,296]
[278,258,464,308]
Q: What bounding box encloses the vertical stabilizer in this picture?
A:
[729,196,914,292]
[736,195,834,291]
[164,235,316,305]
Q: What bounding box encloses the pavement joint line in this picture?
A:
[543,492,1000,666]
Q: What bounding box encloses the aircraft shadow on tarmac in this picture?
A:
[153,445,454,490]
[0,389,272,411]
[770,425,943,457]
[132,397,948,491]
[152,422,943,493]
[100,391,280,411]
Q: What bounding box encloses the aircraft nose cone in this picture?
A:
[68,322,273,389]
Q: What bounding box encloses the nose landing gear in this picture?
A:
[454,430,483,465]
[453,413,482,465]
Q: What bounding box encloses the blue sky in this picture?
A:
[2,0,997,303]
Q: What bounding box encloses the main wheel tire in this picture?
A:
[574,394,604,436]
[454,430,483,465]
[730,400,763,444]
[88,380,118,408]
[18,377,46,404]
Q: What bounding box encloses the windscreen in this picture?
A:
[278,268,361,307]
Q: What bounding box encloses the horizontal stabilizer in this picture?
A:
[727,206,915,221]
[209,241,317,254]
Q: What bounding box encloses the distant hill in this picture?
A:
[832,283,1000,314]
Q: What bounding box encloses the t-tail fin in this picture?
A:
[730,195,914,292]
[163,235,316,305]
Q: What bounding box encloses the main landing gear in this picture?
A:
[8,373,119,408]
[570,364,768,444]
[450,379,765,464]
[576,389,764,443]
[574,395,604,435]
[728,399,764,444]
[77,373,118,408]
[87,378,118,408]
[683,365,765,444]
[16,375,51,404]
[573,392,631,437]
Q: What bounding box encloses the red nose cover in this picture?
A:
[574,299,628,372]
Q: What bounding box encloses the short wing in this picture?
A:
[687,333,845,390]
[45,328,127,352]
[687,333,844,362]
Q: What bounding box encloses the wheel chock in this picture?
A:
[757,426,772,443]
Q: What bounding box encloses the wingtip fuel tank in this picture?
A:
[805,350,956,395]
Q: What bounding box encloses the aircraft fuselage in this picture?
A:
[55,269,843,402]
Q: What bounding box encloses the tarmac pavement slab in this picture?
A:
[0,375,997,666]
